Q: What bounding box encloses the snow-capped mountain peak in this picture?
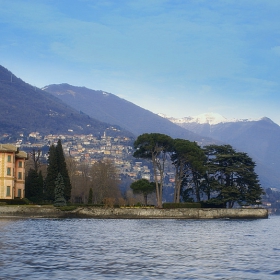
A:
[159,112,266,125]
[159,112,227,125]
[185,113,227,125]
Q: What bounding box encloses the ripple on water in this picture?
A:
[0,217,280,279]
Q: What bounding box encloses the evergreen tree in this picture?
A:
[25,168,44,202]
[133,133,173,208]
[56,139,72,201]
[204,144,264,208]
[171,139,206,203]
[44,144,58,201]
[130,179,156,206]
[54,173,66,207]
[44,140,72,202]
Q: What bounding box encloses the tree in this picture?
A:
[79,162,91,191]
[65,155,78,199]
[30,148,41,172]
[130,179,156,206]
[88,188,93,204]
[25,169,44,202]
[204,144,264,208]
[171,139,206,203]
[133,133,173,208]
[54,173,66,207]
[56,139,72,201]
[90,159,121,204]
[44,140,72,201]
[44,144,58,201]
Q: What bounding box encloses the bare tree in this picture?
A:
[25,149,41,173]
[31,148,41,172]
[65,158,93,203]
[65,156,77,186]
[90,159,121,204]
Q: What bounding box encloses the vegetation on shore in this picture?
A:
[134,133,264,209]
[21,133,264,209]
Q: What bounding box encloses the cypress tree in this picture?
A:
[56,139,72,201]
[25,168,44,202]
[45,140,72,202]
[44,144,58,201]
[54,173,66,207]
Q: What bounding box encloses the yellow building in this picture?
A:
[0,144,28,199]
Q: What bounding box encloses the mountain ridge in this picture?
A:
[0,65,133,138]
[159,112,272,125]
[43,84,280,188]
[42,83,214,144]
[161,113,280,188]
[1,64,279,189]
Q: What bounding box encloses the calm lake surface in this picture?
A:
[0,216,280,280]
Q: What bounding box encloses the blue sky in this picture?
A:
[1,0,280,124]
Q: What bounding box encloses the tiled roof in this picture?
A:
[16,151,28,159]
[0,144,28,158]
[0,144,18,152]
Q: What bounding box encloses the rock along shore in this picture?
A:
[0,206,268,219]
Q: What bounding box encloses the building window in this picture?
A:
[18,172,22,180]
[18,161,23,168]
[18,189,22,198]
[7,167,11,176]
[6,186,11,197]
[7,155,11,162]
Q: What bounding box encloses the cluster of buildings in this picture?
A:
[1,131,176,196]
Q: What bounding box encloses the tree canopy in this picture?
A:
[130,179,156,206]
[54,173,67,207]
[25,169,44,202]
[44,139,72,201]
[133,134,264,208]
[134,133,173,208]
[172,139,206,203]
[204,145,263,208]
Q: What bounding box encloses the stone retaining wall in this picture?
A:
[75,207,268,219]
[0,206,64,218]
[0,206,268,219]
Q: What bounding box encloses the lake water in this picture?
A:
[0,216,280,279]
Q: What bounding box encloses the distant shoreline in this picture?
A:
[0,205,268,219]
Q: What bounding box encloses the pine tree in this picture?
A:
[130,179,156,206]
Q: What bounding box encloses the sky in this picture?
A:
[1,0,280,124]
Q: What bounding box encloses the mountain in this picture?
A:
[0,65,132,138]
[158,112,229,125]
[162,113,280,189]
[42,84,213,144]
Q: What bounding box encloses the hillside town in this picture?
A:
[0,131,175,187]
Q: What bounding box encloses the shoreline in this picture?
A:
[0,205,268,219]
